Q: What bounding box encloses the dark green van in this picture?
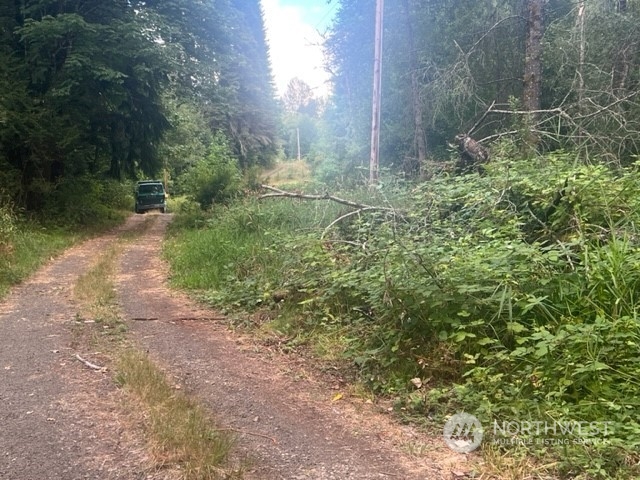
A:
[135,180,166,214]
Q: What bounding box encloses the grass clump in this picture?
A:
[74,243,126,337]
[0,178,133,300]
[261,159,312,187]
[72,217,239,478]
[115,350,238,479]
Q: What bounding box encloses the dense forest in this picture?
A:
[1,0,639,202]
[0,0,278,214]
[2,1,640,478]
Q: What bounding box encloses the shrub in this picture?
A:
[0,195,17,253]
[41,177,127,227]
[183,134,243,208]
[167,151,640,478]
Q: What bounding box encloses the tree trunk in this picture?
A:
[613,0,630,94]
[576,0,585,105]
[401,0,426,176]
[523,0,545,113]
[523,0,545,149]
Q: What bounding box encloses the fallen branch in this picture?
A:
[74,354,106,372]
[468,100,496,136]
[321,207,379,239]
[260,184,396,212]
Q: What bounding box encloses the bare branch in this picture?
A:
[321,207,379,239]
[467,15,526,55]
[75,354,106,372]
[573,91,639,121]
[259,185,396,212]
[468,100,496,136]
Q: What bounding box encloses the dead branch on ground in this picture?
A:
[74,354,106,372]
[259,184,402,237]
[260,184,396,212]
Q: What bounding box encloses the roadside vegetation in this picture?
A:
[166,145,640,479]
[115,350,239,480]
[0,180,133,299]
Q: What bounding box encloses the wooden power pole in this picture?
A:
[369,0,384,185]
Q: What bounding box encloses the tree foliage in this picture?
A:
[324,0,640,172]
[0,0,279,211]
[281,78,321,160]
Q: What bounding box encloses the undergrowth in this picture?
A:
[165,148,640,479]
[0,179,132,299]
[0,223,81,299]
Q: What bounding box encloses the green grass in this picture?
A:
[261,159,312,187]
[0,206,132,300]
[73,242,128,343]
[165,196,344,292]
[0,225,80,298]
[115,350,240,479]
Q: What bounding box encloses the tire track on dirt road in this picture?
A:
[0,212,466,480]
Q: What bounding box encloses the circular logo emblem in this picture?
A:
[443,413,483,453]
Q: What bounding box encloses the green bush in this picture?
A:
[182,134,243,208]
[0,195,17,252]
[40,177,130,227]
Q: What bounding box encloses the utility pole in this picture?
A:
[369,0,384,185]
[296,127,301,161]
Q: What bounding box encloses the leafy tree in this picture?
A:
[224,0,280,169]
[0,0,281,211]
[281,78,320,159]
[324,0,376,171]
[159,96,213,195]
[283,77,317,114]
[0,0,172,208]
[323,0,640,170]
[183,133,242,208]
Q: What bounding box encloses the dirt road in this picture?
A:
[1,214,467,479]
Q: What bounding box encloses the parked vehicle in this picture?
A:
[135,180,166,214]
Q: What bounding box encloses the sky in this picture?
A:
[260,0,336,97]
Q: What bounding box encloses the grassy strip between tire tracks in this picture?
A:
[73,217,240,480]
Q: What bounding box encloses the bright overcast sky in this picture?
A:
[260,0,336,97]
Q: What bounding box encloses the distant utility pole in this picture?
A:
[296,127,301,161]
[369,0,384,185]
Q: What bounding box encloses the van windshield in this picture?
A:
[138,184,164,194]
